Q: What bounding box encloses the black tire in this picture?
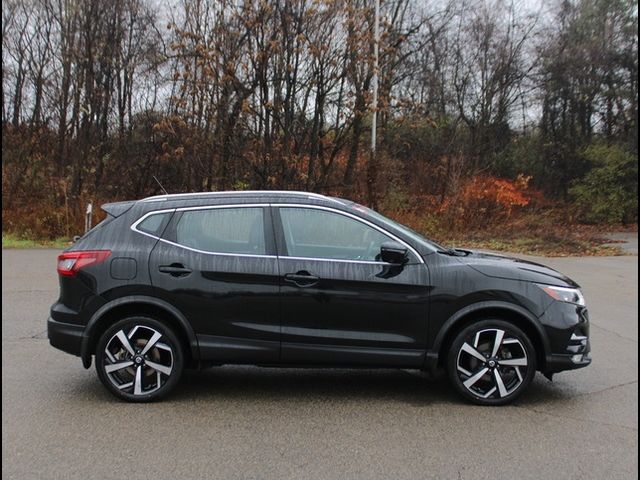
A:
[95,316,184,402]
[446,319,536,406]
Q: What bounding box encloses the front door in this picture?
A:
[274,205,430,367]
[147,204,280,363]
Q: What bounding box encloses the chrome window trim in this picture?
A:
[275,204,424,264]
[130,208,176,236]
[130,204,277,259]
[280,255,395,266]
[131,203,424,264]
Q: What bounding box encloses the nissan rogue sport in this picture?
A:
[48,190,591,404]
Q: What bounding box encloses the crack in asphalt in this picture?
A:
[572,380,639,398]
[24,330,48,340]
[590,322,638,343]
[517,404,638,432]
[515,380,639,432]
[1,289,56,293]
[4,331,48,341]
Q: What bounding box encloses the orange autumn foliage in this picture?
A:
[439,174,532,230]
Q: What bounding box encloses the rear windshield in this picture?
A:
[87,214,114,234]
[74,214,115,242]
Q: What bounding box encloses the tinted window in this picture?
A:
[137,212,171,236]
[78,214,115,241]
[176,208,266,255]
[352,203,443,252]
[279,207,392,261]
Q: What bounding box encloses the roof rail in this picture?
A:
[141,190,345,205]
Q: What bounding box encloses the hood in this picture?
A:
[457,250,579,288]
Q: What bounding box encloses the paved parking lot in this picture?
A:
[2,248,637,479]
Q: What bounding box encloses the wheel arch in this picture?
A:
[431,301,550,371]
[81,296,199,369]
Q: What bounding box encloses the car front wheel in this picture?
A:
[447,319,537,405]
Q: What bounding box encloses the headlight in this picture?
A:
[538,284,585,306]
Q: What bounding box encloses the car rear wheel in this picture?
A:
[446,319,536,405]
[95,316,184,402]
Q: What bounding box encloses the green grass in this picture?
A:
[2,233,70,249]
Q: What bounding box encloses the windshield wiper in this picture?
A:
[437,247,470,257]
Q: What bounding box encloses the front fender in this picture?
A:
[426,300,551,370]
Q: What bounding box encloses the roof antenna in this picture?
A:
[152,175,169,195]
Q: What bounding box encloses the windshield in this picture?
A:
[351,204,446,253]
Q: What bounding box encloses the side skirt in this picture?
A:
[197,335,427,368]
[281,342,425,368]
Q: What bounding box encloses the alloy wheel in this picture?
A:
[102,325,174,396]
[455,328,529,400]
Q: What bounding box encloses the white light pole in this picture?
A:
[371,0,380,155]
[84,201,93,233]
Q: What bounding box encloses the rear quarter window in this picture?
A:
[136,212,172,236]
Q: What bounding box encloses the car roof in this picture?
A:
[140,190,351,207]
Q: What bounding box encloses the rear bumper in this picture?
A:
[47,317,84,357]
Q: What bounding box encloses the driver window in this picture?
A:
[279,207,392,261]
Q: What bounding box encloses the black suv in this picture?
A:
[48,191,591,404]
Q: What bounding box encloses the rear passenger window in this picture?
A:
[176,208,266,255]
[137,212,172,236]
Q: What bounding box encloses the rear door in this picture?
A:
[144,203,281,363]
[273,205,430,367]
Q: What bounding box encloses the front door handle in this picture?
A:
[284,271,320,287]
[158,264,192,277]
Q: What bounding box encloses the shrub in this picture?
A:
[569,144,638,224]
[438,174,532,231]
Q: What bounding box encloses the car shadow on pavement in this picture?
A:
[171,367,457,406]
[68,366,577,406]
[167,367,575,407]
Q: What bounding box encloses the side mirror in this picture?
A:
[380,241,408,264]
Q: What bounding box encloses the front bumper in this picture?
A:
[545,351,592,374]
[47,316,84,357]
[539,301,591,374]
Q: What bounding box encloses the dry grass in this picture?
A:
[394,208,636,257]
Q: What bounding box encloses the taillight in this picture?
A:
[57,250,111,277]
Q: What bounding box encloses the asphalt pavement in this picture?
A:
[2,248,638,479]
[604,232,639,255]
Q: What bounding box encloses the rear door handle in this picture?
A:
[284,271,320,287]
[158,264,192,277]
